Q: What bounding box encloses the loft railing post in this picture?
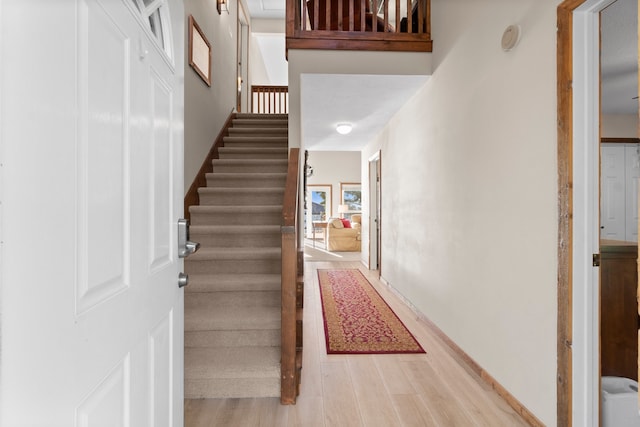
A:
[426,0,430,36]
[287,0,297,35]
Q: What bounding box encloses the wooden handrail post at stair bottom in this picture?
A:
[281,147,301,404]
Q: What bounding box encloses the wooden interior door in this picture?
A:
[601,144,627,239]
[0,0,185,425]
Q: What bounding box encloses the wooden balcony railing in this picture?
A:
[281,147,303,404]
[251,85,289,114]
[286,0,431,52]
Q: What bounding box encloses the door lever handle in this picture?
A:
[178,219,200,258]
[184,240,199,256]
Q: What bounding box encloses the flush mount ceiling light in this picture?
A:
[336,123,353,135]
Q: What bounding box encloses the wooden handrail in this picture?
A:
[286,0,432,52]
[282,148,300,228]
[281,147,301,404]
[251,86,289,114]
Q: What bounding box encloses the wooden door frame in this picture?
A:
[236,1,250,112]
[557,5,577,426]
[558,0,623,425]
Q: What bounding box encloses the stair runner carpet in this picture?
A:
[184,113,288,398]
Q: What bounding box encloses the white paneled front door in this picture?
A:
[0,0,185,426]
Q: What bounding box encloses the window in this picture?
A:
[306,184,332,239]
[308,185,332,222]
[129,0,173,59]
[340,182,361,220]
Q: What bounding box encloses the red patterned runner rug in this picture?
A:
[318,269,425,354]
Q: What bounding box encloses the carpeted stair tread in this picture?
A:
[212,159,288,166]
[211,159,288,174]
[186,259,281,274]
[185,329,280,348]
[197,187,284,194]
[189,225,281,248]
[235,113,288,119]
[189,205,282,225]
[185,378,280,399]
[228,127,288,136]
[185,347,281,380]
[197,187,284,195]
[185,292,281,331]
[205,172,286,187]
[190,224,280,234]
[222,136,288,144]
[186,273,281,292]
[189,246,281,260]
[197,187,284,206]
[189,205,283,213]
[222,139,287,149]
[218,147,288,159]
[232,119,288,128]
[186,290,280,309]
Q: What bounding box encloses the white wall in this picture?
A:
[249,19,287,87]
[249,36,271,86]
[184,0,239,194]
[307,151,361,217]
[361,0,558,424]
[602,114,639,138]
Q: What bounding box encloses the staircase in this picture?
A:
[184,113,289,399]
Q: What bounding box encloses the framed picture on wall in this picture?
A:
[188,15,211,86]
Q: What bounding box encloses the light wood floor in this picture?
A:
[185,260,529,426]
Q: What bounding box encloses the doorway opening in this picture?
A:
[598,2,640,426]
[237,2,249,112]
[369,151,381,273]
[558,0,640,424]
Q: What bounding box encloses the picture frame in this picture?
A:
[188,15,211,87]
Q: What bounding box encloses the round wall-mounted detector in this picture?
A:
[501,25,520,51]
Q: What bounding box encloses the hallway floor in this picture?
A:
[184,260,529,426]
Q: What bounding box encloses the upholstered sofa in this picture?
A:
[326,214,361,252]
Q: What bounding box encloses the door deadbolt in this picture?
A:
[178,272,189,288]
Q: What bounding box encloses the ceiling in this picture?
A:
[245,0,286,19]
[301,74,429,151]
[247,0,638,151]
